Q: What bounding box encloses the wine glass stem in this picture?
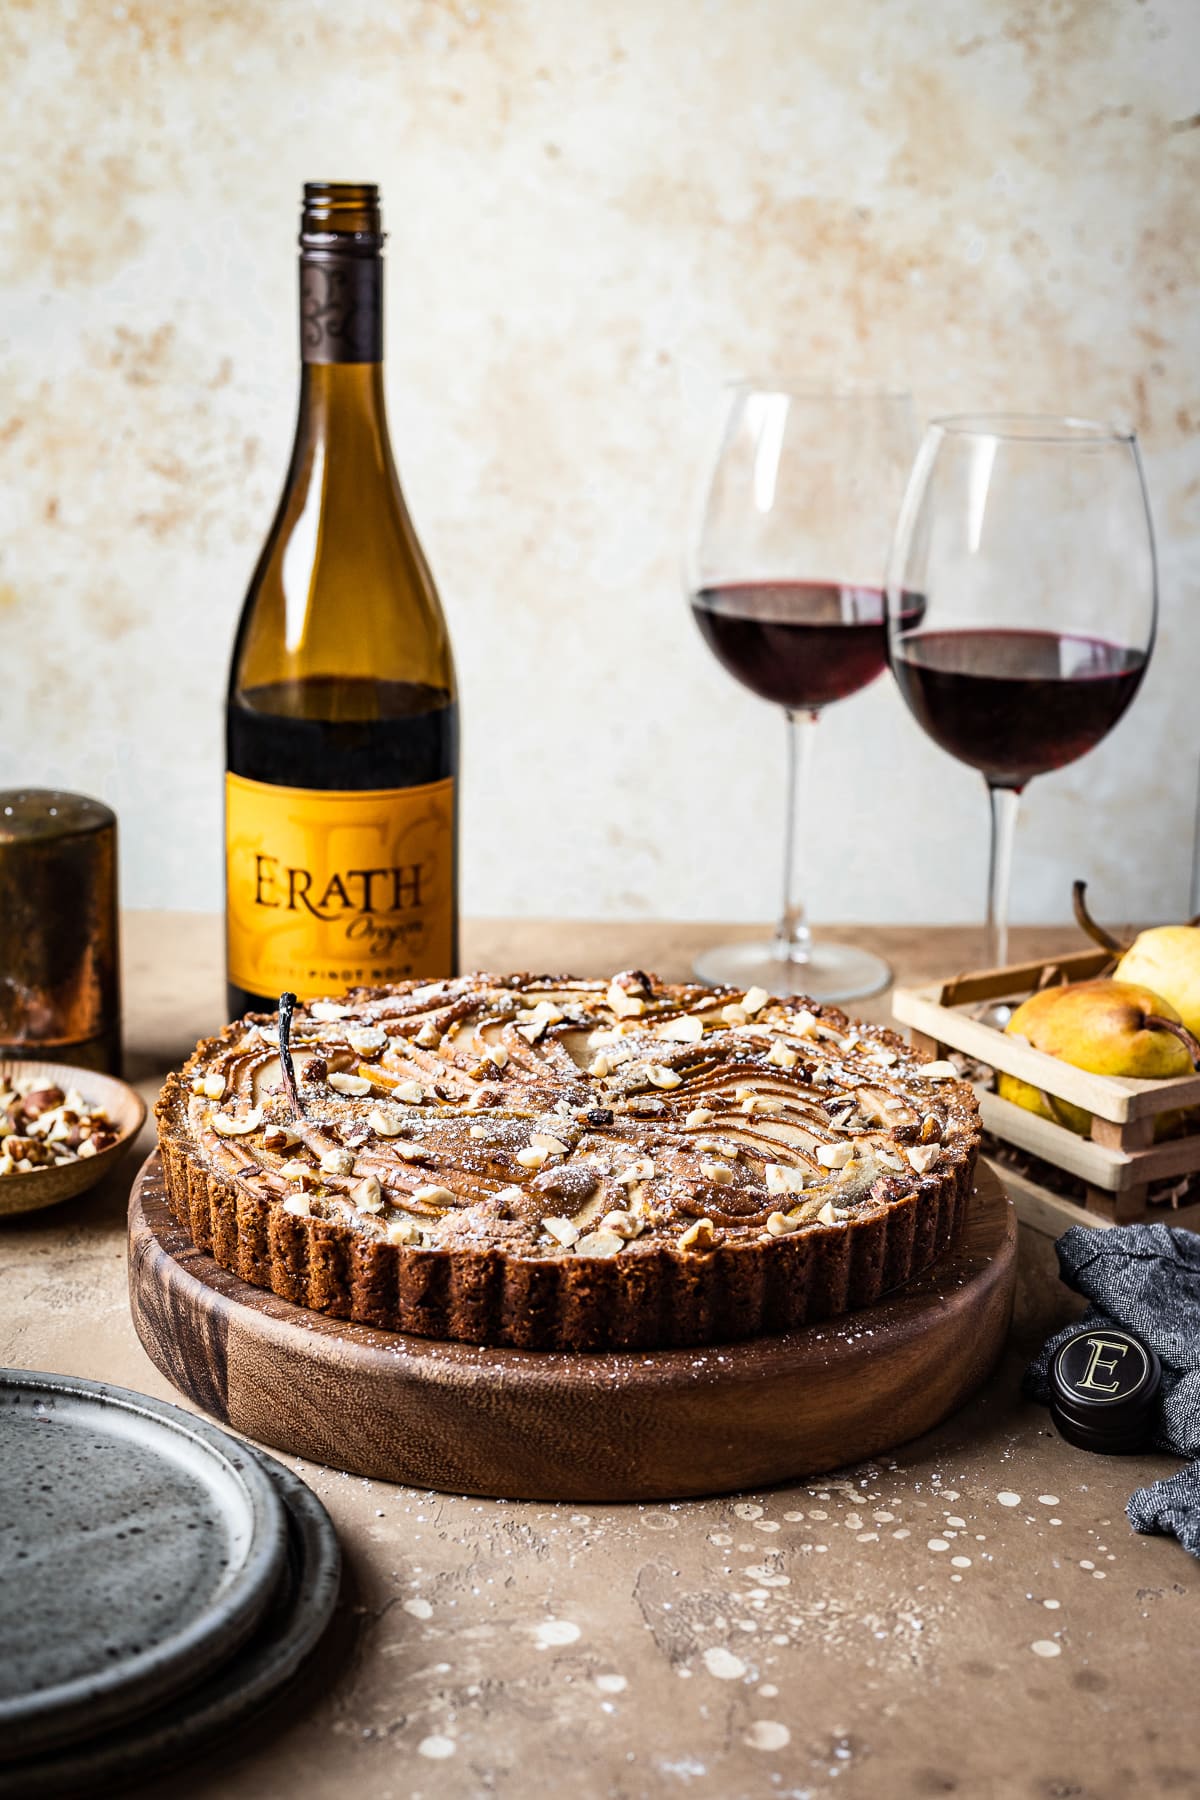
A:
[985,781,1021,969]
[773,708,819,967]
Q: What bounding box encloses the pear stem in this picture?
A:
[277,991,308,1119]
[1072,880,1127,956]
[1143,1013,1200,1070]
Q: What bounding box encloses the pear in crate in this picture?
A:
[1073,882,1200,1039]
[997,979,1200,1137]
[1115,927,1200,1039]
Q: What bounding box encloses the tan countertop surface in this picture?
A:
[2,916,1193,1800]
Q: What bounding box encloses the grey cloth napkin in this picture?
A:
[1023,1223,1200,1558]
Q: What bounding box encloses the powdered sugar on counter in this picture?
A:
[286,1443,1161,1791]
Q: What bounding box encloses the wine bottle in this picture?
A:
[225,182,458,1019]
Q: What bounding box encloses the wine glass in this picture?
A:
[686,381,917,1000]
[886,415,1157,992]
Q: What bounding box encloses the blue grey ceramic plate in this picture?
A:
[0,1371,289,1759]
[0,1452,342,1797]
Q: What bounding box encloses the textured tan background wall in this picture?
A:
[2,0,1197,933]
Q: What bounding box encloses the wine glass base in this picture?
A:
[692,939,892,1005]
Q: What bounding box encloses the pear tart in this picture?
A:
[155,971,980,1350]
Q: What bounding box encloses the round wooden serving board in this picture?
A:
[128,1153,1016,1502]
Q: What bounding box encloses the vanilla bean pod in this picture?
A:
[277,991,308,1119]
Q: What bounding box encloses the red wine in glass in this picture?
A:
[692,581,925,711]
[890,628,1147,790]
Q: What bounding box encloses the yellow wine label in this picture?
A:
[226,772,455,1000]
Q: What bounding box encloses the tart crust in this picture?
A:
[155,972,980,1351]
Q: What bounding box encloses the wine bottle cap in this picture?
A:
[300,182,384,254]
[1049,1325,1161,1455]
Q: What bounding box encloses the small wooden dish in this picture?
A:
[893,949,1200,1229]
[0,1061,146,1218]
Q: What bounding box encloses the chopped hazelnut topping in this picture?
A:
[575,1229,624,1257]
[646,1064,682,1090]
[701,1159,734,1186]
[262,1124,299,1151]
[329,1072,372,1097]
[202,1072,226,1100]
[816,1142,853,1169]
[353,1174,384,1213]
[658,1014,705,1044]
[282,1195,311,1217]
[320,1147,355,1176]
[765,1210,801,1237]
[678,1217,716,1250]
[685,1107,714,1127]
[517,1000,565,1043]
[766,1041,798,1070]
[413,1184,455,1206]
[617,1157,655,1186]
[920,1061,960,1080]
[212,1108,262,1137]
[386,1217,422,1245]
[517,1145,549,1170]
[765,1164,807,1195]
[742,985,770,1017]
[531,1132,569,1154]
[310,1001,351,1022]
[606,980,645,1019]
[599,1209,643,1239]
[542,1216,579,1247]
[368,1107,405,1137]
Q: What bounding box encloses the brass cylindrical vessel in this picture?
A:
[0,790,120,1073]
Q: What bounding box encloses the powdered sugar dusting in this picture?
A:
[533,1619,581,1650]
[744,1720,791,1750]
[703,1646,748,1680]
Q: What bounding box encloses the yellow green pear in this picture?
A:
[1115,926,1200,1039]
[996,979,1198,1137]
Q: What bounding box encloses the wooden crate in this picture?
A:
[893,948,1200,1231]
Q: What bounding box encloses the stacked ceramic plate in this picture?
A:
[0,1371,341,1796]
